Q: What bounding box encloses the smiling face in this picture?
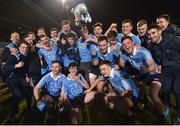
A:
[100,64,111,77]
[122,38,134,54]
[10,32,20,44]
[50,30,57,38]
[147,28,162,44]
[67,37,75,46]
[93,26,103,37]
[98,40,108,54]
[108,36,117,46]
[40,36,50,47]
[69,66,78,76]
[122,23,132,36]
[156,17,169,31]
[29,33,36,40]
[25,36,33,46]
[52,62,61,75]
[82,25,89,34]
[62,24,70,34]
[137,24,147,36]
[19,43,29,55]
[37,29,45,37]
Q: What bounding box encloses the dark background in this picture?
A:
[0,0,179,41]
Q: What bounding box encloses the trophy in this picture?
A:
[71,3,92,26]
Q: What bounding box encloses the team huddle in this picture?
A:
[1,14,180,124]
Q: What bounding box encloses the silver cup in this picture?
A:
[71,3,92,23]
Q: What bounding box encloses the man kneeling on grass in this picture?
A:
[33,60,66,115]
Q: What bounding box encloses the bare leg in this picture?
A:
[89,73,97,87]
[114,97,134,116]
[97,81,106,92]
[104,93,134,116]
[150,81,165,114]
[43,95,53,103]
[84,91,97,104]
[69,107,79,124]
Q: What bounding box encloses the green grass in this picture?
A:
[0,91,177,124]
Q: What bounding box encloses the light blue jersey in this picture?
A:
[122,46,156,73]
[100,69,139,98]
[117,33,141,45]
[77,37,92,63]
[38,44,61,70]
[93,47,119,67]
[37,72,66,96]
[62,44,79,68]
[63,74,87,100]
[6,42,18,49]
[77,34,99,63]
[109,42,122,57]
[88,34,99,52]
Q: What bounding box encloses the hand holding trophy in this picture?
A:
[71,3,92,26]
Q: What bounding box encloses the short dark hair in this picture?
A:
[107,30,118,38]
[51,60,61,66]
[10,31,19,38]
[10,31,19,35]
[82,24,87,27]
[39,35,48,39]
[19,41,29,47]
[98,36,108,43]
[68,62,78,68]
[66,33,76,39]
[121,36,133,43]
[148,24,161,31]
[99,60,111,67]
[50,28,58,32]
[157,14,170,22]
[37,27,45,32]
[23,33,29,39]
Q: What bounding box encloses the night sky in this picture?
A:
[0,0,179,41]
